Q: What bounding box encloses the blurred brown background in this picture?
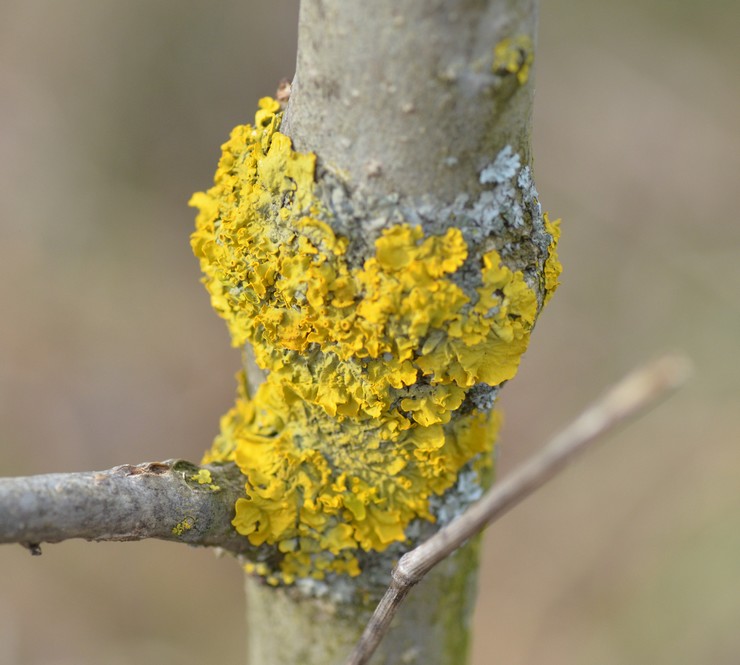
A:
[0,1,738,663]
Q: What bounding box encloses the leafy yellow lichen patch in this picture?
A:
[493,35,534,85]
[191,469,212,484]
[542,213,562,304]
[172,517,194,536]
[191,98,557,583]
[190,468,221,491]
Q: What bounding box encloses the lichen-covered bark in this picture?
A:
[188,0,558,662]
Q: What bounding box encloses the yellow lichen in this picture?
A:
[189,468,221,491]
[542,213,562,304]
[190,98,557,583]
[172,517,194,536]
[493,35,534,85]
[191,469,213,484]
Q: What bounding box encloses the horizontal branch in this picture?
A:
[346,354,691,665]
[0,459,256,556]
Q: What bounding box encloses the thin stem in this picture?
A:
[345,354,691,665]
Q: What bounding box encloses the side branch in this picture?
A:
[0,460,254,556]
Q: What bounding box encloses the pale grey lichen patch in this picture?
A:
[479,145,520,185]
[468,190,505,236]
[315,164,407,270]
[518,165,549,255]
[466,383,499,412]
[517,165,538,207]
[313,144,551,307]
[295,573,360,605]
[429,464,485,526]
[291,542,411,604]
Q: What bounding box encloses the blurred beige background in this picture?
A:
[0,1,738,664]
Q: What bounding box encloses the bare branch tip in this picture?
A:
[650,353,693,389]
[616,353,692,408]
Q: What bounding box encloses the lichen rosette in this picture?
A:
[190,97,561,584]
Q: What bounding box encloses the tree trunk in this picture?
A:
[282,0,538,200]
[188,0,557,662]
[245,542,480,665]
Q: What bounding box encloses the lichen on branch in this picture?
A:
[190,97,561,586]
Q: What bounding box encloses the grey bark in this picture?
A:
[246,542,480,665]
[0,460,252,556]
[282,0,537,200]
